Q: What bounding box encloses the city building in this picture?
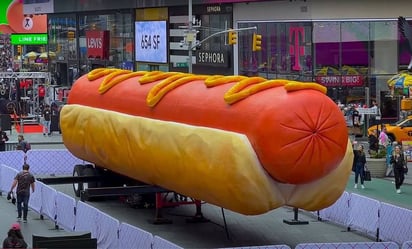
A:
[28,0,412,120]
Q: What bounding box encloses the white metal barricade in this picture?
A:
[118,223,153,249]
[346,193,380,238]
[379,202,412,245]
[55,191,76,231]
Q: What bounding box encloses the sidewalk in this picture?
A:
[385,172,412,185]
[352,139,412,185]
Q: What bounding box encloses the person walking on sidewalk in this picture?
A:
[16,135,30,153]
[379,126,390,149]
[390,145,407,194]
[42,104,51,136]
[353,144,367,189]
[9,164,35,223]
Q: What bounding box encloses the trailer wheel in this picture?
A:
[82,167,101,189]
[73,165,84,197]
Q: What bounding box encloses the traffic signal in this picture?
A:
[17,45,22,55]
[68,31,75,41]
[252,33,262,51]
[228,30,237,45]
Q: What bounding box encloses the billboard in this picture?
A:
[0,0,13,25]
[135,21,167,64]
[0,0,47,34]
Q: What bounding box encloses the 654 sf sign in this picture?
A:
[135,21,167,63]
[140,34,161,50]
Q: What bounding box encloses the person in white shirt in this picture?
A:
[370,100,381,126]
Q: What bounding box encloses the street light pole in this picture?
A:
[188,0,193,73]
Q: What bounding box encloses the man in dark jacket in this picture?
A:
[0,126,9,151]
[368,129,379,154]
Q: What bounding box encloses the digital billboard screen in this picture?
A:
[135,21,167,64]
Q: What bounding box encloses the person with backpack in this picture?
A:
[2,223,27,248]
[15,135,30,153]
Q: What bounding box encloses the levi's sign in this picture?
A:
[88,37,102,49]
[86,30,110,59]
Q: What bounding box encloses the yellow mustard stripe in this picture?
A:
[146,73,188,107]
[147,75,208,107]
[98,71,147,94]
[88,68,118,81]
[225,77,266,97]
[89,68,327,104]
[224,79,288,105]
[138,71,171,84]
[204,75,247,87]
[284,82,327,95]
[146,73,187,101]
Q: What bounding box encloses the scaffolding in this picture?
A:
[0,72,51,118]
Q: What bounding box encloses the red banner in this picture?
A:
[86,31,110,59]
[315,75,363,87]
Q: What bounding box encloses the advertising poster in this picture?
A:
[402,140,412,162]
[0,0,47,34]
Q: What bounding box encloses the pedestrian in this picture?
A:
[42,104,51,136]
[353,144,367,189]
[2,223,27,248]
[368,129,379,155]
[9,164,35,223]
[379,126,390,148]
[386,141,398,177]
[370,100,381,126]
[390,145,407,194]
[15,135,30,153]
[379,126,390,160]
[0,126,9,151]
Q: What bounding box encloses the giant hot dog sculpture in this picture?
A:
[60,69,353,215]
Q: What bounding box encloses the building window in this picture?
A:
[78,11,133,69]
[239,20,400,109]
[313,20,398,106]
[238,21,312,81]
[49,15,77,61]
